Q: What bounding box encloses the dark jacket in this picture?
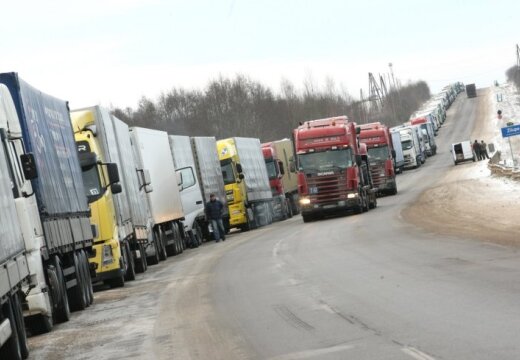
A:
[205,199,224,220]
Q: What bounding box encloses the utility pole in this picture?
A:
[368,72,384,112]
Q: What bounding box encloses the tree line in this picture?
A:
[506,65,520,89]
[112,75,431,142]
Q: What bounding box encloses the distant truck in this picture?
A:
[451,141,476,165]
[169,135,205,247]
[390,131,405,174]
[261,139,299,220]
[131,127,186,260]
[392,125,424,170]
[71,106,150,287]
[0,73,93,342]
[410,117,437,156]
[294,116,377,222]
[191,136,229,238]
[466,84,477,98]
[217,137,273,231]
[358,122,397,195]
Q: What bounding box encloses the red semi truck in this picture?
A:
[293,116,377,222]
[358,122,397,195]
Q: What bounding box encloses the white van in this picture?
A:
[451,141,476,165]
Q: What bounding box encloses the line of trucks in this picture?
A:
[0,73,301,359]
[294,82,464,221]
[0,71,463,357]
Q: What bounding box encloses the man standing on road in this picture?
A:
[473,140,482,160]
[205,194,226,243]
[480,140,490,159]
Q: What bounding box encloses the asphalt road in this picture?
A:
[29,90,520,360]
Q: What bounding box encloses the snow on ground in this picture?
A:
[489,83,520,167]
[404,86,520,246]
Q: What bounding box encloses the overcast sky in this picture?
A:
[0,0,517,109]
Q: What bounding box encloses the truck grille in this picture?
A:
[404,154,414,166]
[306,173,349,204]
[369,163,386,188]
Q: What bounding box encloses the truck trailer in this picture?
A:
[0,73,93,339]
[191,136,229,238]
[294,116,377,222]
[261,139,299,220]
[410,117,437,156]
[217,137,273,231]
[130,127,185,259]
[466,83,477,98]
[390,131,405,174]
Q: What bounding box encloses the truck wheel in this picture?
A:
[155,229,168,261]
[124,242,136,281]
[147,237,160,265]
[135,243,147,273]
[0,297,22,360]
[12,293,28,359]
[79,250,94,306]
[166,227,179,256]
[54,257,71,323]
[69,252,87,311]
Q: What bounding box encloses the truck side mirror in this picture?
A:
[238,173,245,180]
[107,163,120,184]
[20,153,38,180]
[278,160,285,175]
[391,149,396,159]
[111,183,122,194]
[145,185,153,193]
[236,163,243,173]
[355,154,362,167]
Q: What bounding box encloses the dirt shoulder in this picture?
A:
[403,88,520,246]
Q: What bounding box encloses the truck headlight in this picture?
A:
[226,193,234,202]
[102,244,114,266]
[300,197,311,205]
[347,193,358,199]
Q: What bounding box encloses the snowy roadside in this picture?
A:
[403,85,520,246]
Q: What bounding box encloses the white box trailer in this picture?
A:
[169,135,205,247]
[191,136,229,235]
[130,127,186,259]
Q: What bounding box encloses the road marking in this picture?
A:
[268,343,355,360]
[402,346,436,360]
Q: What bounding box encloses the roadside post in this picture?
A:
[501,122,520,166]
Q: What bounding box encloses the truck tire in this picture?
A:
[106,258,125,288]
[286,199,293,219]
[54,257,71,323]
[135,242,147,273]
[155,229,167,261]
[11,293,28,359]
[25,313,53,336]
[79,250,94,306]
[124,242,136,281]
[69,252,87,311]
[0,297,22,360]
[166,227,179,257]
[147,237,160,265]
[369,195,377,209]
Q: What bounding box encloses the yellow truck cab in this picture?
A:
[217,139,248,229]
[217,137,273,231]
[71,110,128,288]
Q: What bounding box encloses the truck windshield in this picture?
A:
[367,146,389,161]
[402,140,413,150]
[265,160,278,180]
[220,160,236,185]
[298,148,352,172]
[82,164,103,203]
